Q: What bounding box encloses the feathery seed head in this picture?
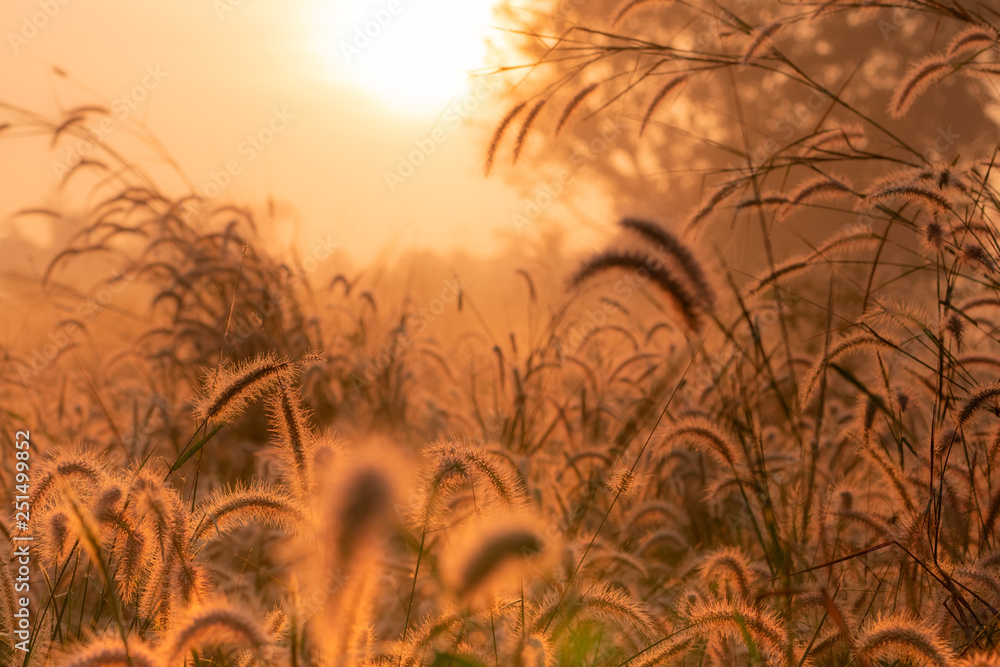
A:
[742,22,783,64]
[955,382,1000,427]
[556,83,599,134]
[59,639,159,667]
[855,614,953,667]
[321,446,406,566]
[193,353,296,425]
[485,102,528,176]
[158,600,268,666]
[699,546,757,600]
[571,250,703,331]
[640,74,689,135]
[947,26,997,58]
[445,514,551,599]
[889,55,950,119]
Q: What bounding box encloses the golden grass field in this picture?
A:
[5,0,1000,665]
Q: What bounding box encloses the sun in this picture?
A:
[313,0,498,112]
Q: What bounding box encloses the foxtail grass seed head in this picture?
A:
[802,123,867,154]
[556,83,599,134]
[801,332,899,407]
[571,250,702,331]
[640,74,689,135]
[855,615,954,667]
[866,180,953,215]
[266,379,314,494]
[193,353,296,425]
[606,458,646,498]
[445,515,549,598]
[159,601,268,666]
[485,101,527,176]
[955,382,1000,427]
[60,639,159,667]
[320,447,406,566]
[517,635,552,667]
[742,22,782,63]
[699,547,757,599]
[947,26,997,58]
[661,416,740,468]
[513,99,547,164]
[689,179,743,229]
[194,481,303,541]
[889,55,950,119]
[686,600,788,665]
[619,217,716,307]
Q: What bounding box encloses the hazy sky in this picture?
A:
[1,0,572,262]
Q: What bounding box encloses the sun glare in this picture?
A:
[314,0,498,112]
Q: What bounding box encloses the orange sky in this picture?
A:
[1,0,603,262]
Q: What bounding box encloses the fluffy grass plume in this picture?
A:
[321,448,404,565]
[619,217,716,307]
[855,614,954,667]
[571,250,703,331]
[193,353,296,424]
[946,26,997,58]
[485,101,527,176]
[955,382,1000,427]
[445,515,548,597]
[266,379,315,495]
[556,83,599,134]
[158,600,268,665]
[32,447,108,511]
[888,55,950,119]
[689,179,743,229]
[193,480,303,541]
[699,546,757,600]
[802,123,867,154]
[415,441,525,524]
[513,99,548,163]
[640,74,689,135]
[686,600,789,665]
[866,180,953,216]
[660,416,741,468]
[59,639,158,667]
[742,22,782,63]
[801,331,900,406]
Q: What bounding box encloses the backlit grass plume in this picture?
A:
[571,250,703,332]
[59,639,158,667]
[854,614,954,667]
[556,83,599,134]
[193,480,303,541]
[618,217,716,308]
[158,600,268,666]
[955,381,1000,428]
[266,378,315,496]
[686,600,790,666]
[193,352,296,425]
[889,55,951,119]
[320,448,404,565]
[444,515,549,598]
[699,546,757,600]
